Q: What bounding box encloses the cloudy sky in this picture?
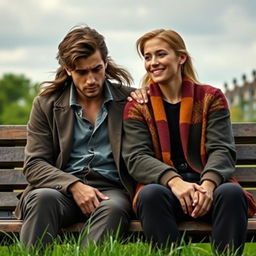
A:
[0,0,255,91]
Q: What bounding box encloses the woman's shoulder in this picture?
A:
[196,83,222,93]
[195,83,226,99]
[124,100,152,121]
[194,83,228,111]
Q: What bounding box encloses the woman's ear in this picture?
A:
[179,53,187,65]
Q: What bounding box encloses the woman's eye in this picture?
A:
[144,56,151,61]
[158,52,166,57]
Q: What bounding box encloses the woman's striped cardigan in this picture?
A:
[123,79,256,217]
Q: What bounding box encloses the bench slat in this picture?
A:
[2,191,256,212]
[1,167,256,188]
[0,192,20,210]
[1,145,256,168]
[0,218,255,234]
[234,167,256,186]
[0,147,24,168]
[236,145,256,164]
[0,123,256,145]
[0,125,27,146]
[1,123,252,139]
[0,170,27,190]
[232,123,256,144]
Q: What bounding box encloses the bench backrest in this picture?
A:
[0,124,256,214]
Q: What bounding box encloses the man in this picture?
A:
[15,26,137,248]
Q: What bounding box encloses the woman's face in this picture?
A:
[143,38,185,85]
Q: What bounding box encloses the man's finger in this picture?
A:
[95,190,109,201]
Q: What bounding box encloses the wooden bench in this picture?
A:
[0,124,256,242]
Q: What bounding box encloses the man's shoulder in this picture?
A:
[108,81,135,99]
[34,85,70,106]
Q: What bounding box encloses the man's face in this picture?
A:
[66,50,107,101]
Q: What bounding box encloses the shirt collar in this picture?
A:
[69,80,113,107]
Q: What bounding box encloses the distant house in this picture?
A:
[224,70,256,122]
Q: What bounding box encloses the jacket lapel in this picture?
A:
[54,87,74,169]
[107,84,128,169]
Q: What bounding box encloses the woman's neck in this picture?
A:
[159,76,182,104]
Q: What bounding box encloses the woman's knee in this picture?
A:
[137,184,176,209]
[213,183,248,212]
[214,183,245,200]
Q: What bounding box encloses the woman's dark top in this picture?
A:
[163,100,200,182]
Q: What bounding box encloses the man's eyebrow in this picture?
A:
[75,64,103,71]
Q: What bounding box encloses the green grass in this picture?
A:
[0,234,255,256]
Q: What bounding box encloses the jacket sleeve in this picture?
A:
[122,102,179,185]
[201,89,236,185]
[23,96,81,194]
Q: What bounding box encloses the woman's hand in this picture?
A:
[167,177,206,216]
[191,180,215,218]
[127,87,149,103]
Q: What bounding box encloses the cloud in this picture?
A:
[0,0,255,89]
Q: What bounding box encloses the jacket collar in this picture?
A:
[52,79,128,170]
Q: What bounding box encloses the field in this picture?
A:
[0,234,256,256]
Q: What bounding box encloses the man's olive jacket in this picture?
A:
[15,81,135,219]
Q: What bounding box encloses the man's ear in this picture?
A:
[104,60,108,69]
[65,67,72,76]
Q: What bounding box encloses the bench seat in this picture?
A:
[1,124,256,242]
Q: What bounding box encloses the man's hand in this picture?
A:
[68,181,109,216]
[167,177,206,216]
[127,87,149,103]
[191,180,215,218]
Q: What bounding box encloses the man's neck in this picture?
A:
[78,96,104,125]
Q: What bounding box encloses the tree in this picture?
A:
[0,73,39,124]
[230,106,244,122]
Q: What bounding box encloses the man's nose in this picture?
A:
[87,72,96,84]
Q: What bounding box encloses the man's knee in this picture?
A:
[23,188,62,214]
[99,198,130,218]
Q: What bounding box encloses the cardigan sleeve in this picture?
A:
[201,89,236,185]
[122,101,179,185]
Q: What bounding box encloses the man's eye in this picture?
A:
[92,66,102,73]
[76,70,87,75]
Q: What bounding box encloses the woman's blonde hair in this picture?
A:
[136,29,199,87]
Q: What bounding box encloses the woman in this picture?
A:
[122,29,256,254]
